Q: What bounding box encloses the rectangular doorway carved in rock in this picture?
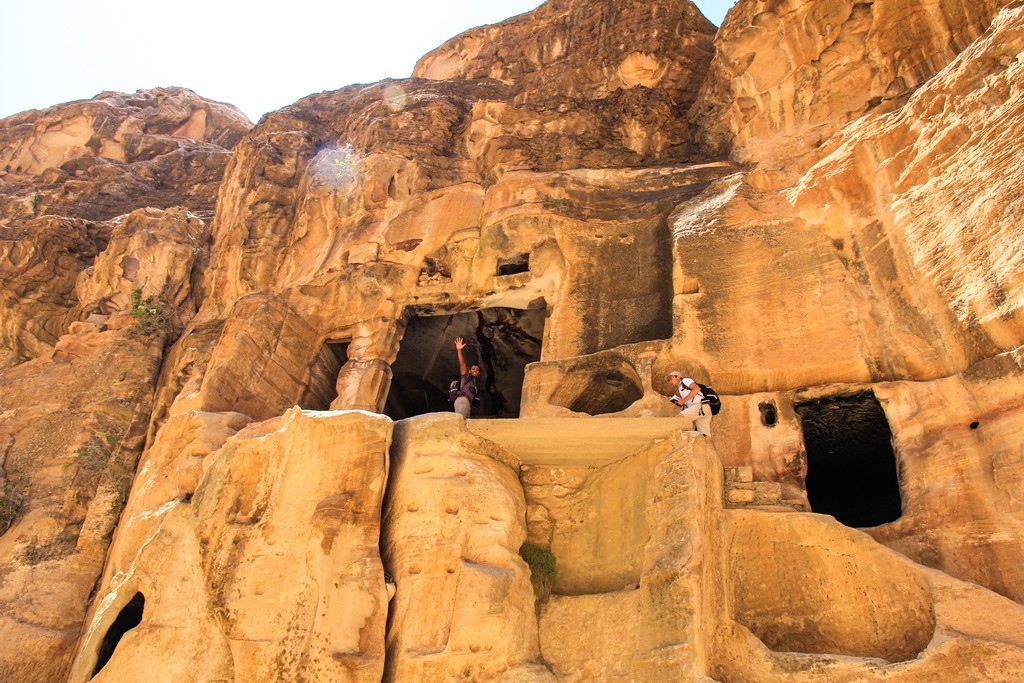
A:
[385,305,545,420]
[796,392,902,528]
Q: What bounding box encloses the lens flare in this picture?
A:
[308,144,359,189]
[383,83,408,112]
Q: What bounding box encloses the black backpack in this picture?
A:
[448,377,481,406]
[697,383,722,415]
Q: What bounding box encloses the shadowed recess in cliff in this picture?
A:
[92,592,145,677]
[573,218,674,355]
[298,340,349,410]
[797,392,902,528]
[548,353,645,415]
[385,305,545,420]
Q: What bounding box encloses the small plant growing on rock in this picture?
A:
[0,479,25,536]
[129,288,168,336]
[20,525,81,565]
[334,156,355,177]
[520,543,557,606]
[77,432,133,502]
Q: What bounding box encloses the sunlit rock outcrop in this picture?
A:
[0,87,251,221]
[0,215,107,367]
[0,327,163,682]
[66,409,391,683]
[383,415,547,682]
[415,0,716,106]
[0,88,251,368]
[669,3,1024,608]
[691,0,1016,164]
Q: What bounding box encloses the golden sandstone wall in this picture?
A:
[1,0,1024,681]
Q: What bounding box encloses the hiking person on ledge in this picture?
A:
[667,370,712,437]
[452,337,481,418]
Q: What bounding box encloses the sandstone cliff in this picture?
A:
[2,0,1024,681]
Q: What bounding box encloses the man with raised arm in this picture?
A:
[452,337,481,418]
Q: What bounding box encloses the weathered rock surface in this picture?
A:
[0,115,216,676]
[75,207,210,327]
[416,0,716,107]
[383,414,544,682]
[712,510,1024,683]
[692,0,1017,163]
[0,215,108,367]
[0,87,251,222]
[1,206,210,367]
[0,328,163,681]
[2,0,1024,680]
[728,511,936,661]
[67,409,391,683]
[0,88,250,368]
[668,2,1024,609]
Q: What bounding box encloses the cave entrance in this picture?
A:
[93,591,145,676]
[300,340,349,410]
[796,392,902,528]
[385,305,545,420]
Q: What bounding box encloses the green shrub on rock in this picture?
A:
[129,288,168,336]
[519,543,557,605]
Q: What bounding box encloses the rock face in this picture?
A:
[0,89,244,682]
[415,0,716,107]
[0,87,250,369]
[0,87,251,221]
[2,0,1024,681]
[692,0,1015,163]
[0,326,163,681]
[64,409,391,683]
[383,415,544,681]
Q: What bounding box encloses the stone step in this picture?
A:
[752,481,782,504]
[723,466,753,483]
[742,504,803,513]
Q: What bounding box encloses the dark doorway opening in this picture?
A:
[796,392,902,528]
[93,591,145,676]
[300,341,349,410]
[385,305,545,420]
[497,253,530,276]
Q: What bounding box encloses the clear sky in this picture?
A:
[1,0,737,123]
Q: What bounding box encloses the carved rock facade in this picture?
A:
[1,0,1024,681]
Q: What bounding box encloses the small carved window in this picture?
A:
[497,253,530,276]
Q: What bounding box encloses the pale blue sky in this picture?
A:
[1,0,737,123]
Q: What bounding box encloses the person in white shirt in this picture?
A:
[666,370,712,436]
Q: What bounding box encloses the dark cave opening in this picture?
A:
[326,341,350,365]
[92,592,145,676]
[796,392,902,528]
[497,253,530,276]
[299,340,349,410]
[384,305,545,420]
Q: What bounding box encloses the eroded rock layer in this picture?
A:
[0,88,251,369]
[1,0,1024,680]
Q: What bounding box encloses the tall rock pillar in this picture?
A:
[331,318,405,412]
[332,357,394,412]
